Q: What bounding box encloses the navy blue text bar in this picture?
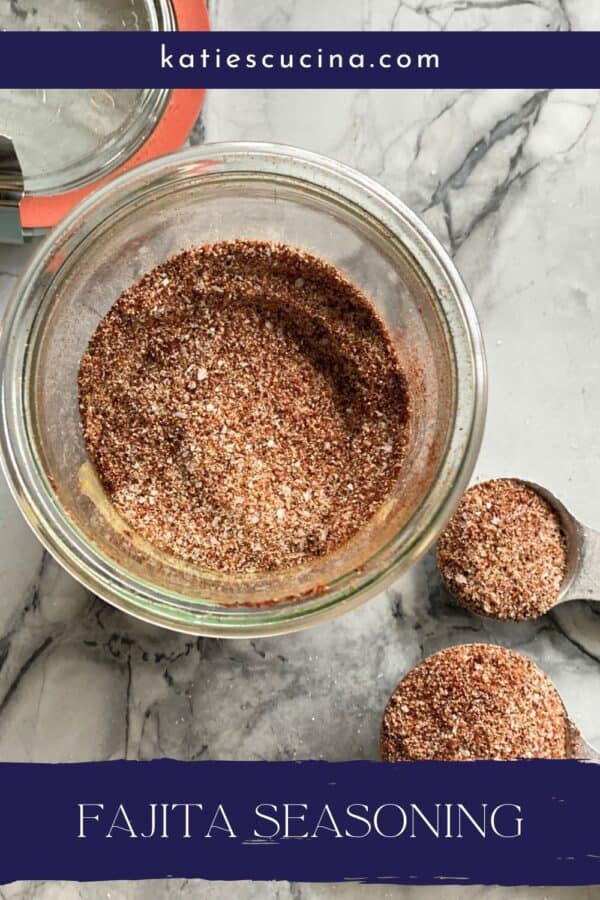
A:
[0,759,598,884]
[0,32,599,88]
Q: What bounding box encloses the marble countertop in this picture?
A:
[1,1,600,898]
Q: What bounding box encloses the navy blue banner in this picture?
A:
[0,759,598,885]
[0,32,600,88]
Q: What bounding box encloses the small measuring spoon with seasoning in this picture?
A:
[437,478,600,622]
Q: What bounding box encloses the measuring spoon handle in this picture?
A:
[568,720,600,761]
[564,524,600,604]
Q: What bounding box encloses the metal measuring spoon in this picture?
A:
[527,483,600,759]
[438,478,600,759]
[566,717,600,760]
[440,476,600,620]
[528,481,600,609]
[439,477,600,615]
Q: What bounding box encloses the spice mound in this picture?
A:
[381,643,569,761]
[78,240,411,574]
[437,478,567,621]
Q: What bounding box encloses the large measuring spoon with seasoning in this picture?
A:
[437,478,600,622]
[380,643,600,762]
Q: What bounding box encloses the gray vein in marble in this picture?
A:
[0,635,53,719]
[9,1,28,23]
[426,90,548,251]
[187,115,206,146]
[556,0,572,30]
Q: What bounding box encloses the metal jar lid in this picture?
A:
[0,0,208,243]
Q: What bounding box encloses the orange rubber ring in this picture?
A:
[20,0,209,230]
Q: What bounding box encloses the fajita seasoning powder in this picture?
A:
[381,644,569,761]
[78,240,411,575]
[437,478,567,620]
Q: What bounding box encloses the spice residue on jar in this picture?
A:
[78,240,412,575]
[380,643,569,761]
[437,478,567,621]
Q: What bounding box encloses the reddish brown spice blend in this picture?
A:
[78,240,411,574]
[381,644,569,761]
[437,478,567,621]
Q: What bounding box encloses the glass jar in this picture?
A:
[0,143,486,636]
[0,0,208,239]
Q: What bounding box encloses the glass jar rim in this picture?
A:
[0,142,487,637]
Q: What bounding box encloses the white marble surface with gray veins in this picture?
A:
[1,0,600,898]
